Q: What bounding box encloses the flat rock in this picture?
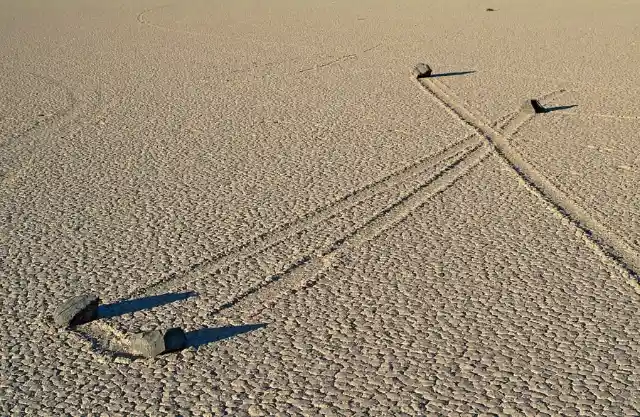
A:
[412,63,432,79]
[129,327,187,357]
[52,294,100,328]
[522,99,546,114]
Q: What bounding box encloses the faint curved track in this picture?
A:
[0,65,92,186]
[136,4,197,37]
[418,76,640,287]
[0,65,78,148]
[0,66,161,188]
[136,3,382,76]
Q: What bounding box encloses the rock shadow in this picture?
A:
[98,291,198,319]
[186,323,267,348]
[430,70,476,78]
[542,104,578,113]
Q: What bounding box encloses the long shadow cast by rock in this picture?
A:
[186,324,267,349]
[430,70,476,78]
[97,291,198,319]
[542,104,578,113]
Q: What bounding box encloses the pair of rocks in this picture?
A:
[52,294,187,357]
[413,62,545,114]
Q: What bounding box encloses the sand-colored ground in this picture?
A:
[1,0,639,415]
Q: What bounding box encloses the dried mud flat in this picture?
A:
[1,0,639,415]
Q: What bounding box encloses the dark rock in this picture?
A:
[130,328,187,357]
[412,63,432,79]
[486,8,496,12]
[522,99,546,114]
[52,294,100,328]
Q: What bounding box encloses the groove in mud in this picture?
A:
[126,133,484,298]
[214,96,550,322]
[418,77,640,283]
[79,96,546,352]
[216,144,491,322]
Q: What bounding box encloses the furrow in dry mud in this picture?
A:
[418,77,640,284]
[126,133,483,299]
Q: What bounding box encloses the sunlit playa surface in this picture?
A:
[1,0,639,415]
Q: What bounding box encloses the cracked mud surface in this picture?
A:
[1,0,639,415]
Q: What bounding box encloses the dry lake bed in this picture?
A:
[1,0,639,415]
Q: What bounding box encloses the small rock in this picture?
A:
[486,8,496,12]
[52,294,100,328]
[412,63,432,79]
[129,328,187,357]
[522,99,546,114]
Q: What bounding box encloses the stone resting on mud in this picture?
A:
[52,294,100,328]
[129,328,188,358]
[412,63,433,79]
[522,99,546,114]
